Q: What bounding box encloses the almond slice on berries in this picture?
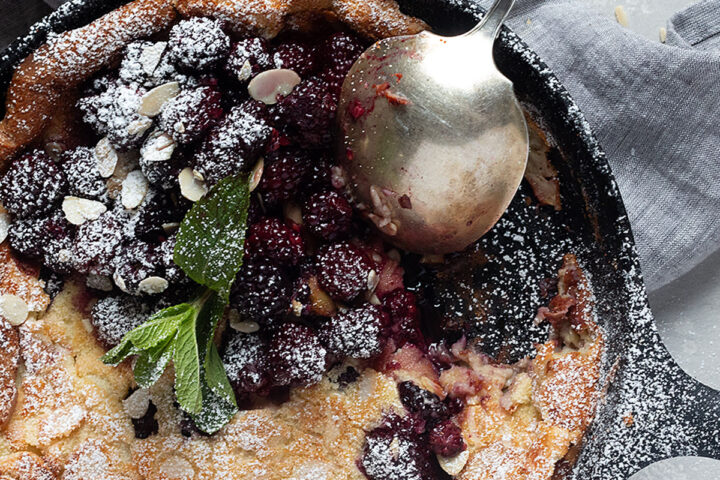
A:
[138,81,180,117]
[62,196,107,225]
[138,276,169,295]
[249,158,264,192]
[437,450,469,476]
[179,167,208,202]
[0,211,9,244]
[248,69,301,105]
[0,294,29,326]
[95,137,119,178]
[140,41,167,75]
[141,130,176,162]
[121,170,149,209]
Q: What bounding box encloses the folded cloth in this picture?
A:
[36,0,720,291]
[469,0,720,291]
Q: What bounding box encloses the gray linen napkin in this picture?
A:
[39,0,720,291]
[470,0,720,291]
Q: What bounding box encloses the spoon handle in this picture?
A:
[464,0,516,41]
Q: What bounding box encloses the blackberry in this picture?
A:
[157,233,186,284]
[398,381,449,426]
[113,241,162,296]
[360,414,437,480]
[273,40,318,77]
[225,38,273,82]
[132,189,186,239]
[223,332,269,394]
[302,190,353,241]
[72,211,126,276]
[90,295,153,348]
[61,147,107,200]
[0,150,67,219]
[315,242,372,302]
[138,144,185,191]
[275,77,337,147]
[76,81,151,152]
[119,41,194,88]
[320,33,365,96]
[258,148,310,206]
[382,289,425,348]
[132,400,159,439]
[268,322,326,387]
[319,305,386,360]
[41,268,65,299]
[167,18,230,72]
[245,217,304,266]
[193,106,272,185]
[229,259,294,319]
[8,211,75,273]
[428,420,466,457]
[158,86,223,145]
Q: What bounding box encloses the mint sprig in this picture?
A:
[102,172,252,434]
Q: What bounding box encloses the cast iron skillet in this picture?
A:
[1,1,718,479]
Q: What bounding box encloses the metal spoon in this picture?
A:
[337,0,528,255]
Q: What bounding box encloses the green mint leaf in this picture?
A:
[127,304,193,350]
[205,343,237,408]
[174,173,251,298]
[134,334,176,388]
[173,291,225,414]
[101,338,139,366]
[190,376,238,435]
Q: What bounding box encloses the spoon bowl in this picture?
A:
[337,0,528,254]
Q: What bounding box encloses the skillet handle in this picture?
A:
[575,329,720,479]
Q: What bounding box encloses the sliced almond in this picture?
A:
[141,130,176,163]
[95,137,119,178]
[0,211,9,243]
[138,81,180,117]
[127,117,153,136]
[249,158,264,192]
[140,42,167,75]
[179,167,208,202]
[86,274,113,292]
[138,276,169,295]
[437,449,469,476]
[367,270,379,292]
[283,202,302,225]
[113,271,129,294]
[123,388,151,419]
[62,197,107,225]
[0,294,29,326]
[230,318,260,334]
[248,69,301,105]
[237,59,253,82]
[121,170,150,210]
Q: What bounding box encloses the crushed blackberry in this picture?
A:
[258,148,311,206]
[398,381,449,426]
[76,82,151,151]
[245,217,304,266]
[335,365,360,388]
[268,322,326,387]
[360,414,438,480]
[41,268,65,299]
[428,420,466,457]
[315,242,372,302]
[223,332,269,394]
[71,211,126,276]
[275,77,337,147]
[382,289,426,348]
[8,211,74,273]
[229,259,294,319]
[273,40,318,77]
[158,86,223,144]
[90,295,153,348]
[0,150,67,219]
[166,18,230,72]
[139,144,185,191]
[303,190,353,241]
[193,106,272,185]
[113,241,161,296]
[61,147,107,200]
[225,37,273,82]
[319,305,386,360]
[132,400,159,439]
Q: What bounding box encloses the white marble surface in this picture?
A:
[1,0,718,478]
